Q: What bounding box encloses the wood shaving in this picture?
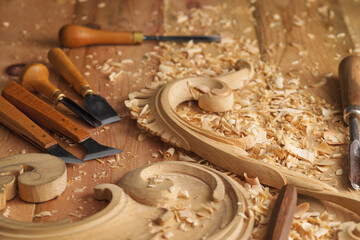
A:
[164,147,175,160]
[97,2,106,8]
[33,211,52,218]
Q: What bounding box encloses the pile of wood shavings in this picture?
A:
[111,4,348,181]
[234,174,340,239]
[100,4,351,239]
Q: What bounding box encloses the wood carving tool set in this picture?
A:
[0,48,123,163]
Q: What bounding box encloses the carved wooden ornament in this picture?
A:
[0,161,254,240]
[124,61,360,216]
[0,153,67,210]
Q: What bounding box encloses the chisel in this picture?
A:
[339,55,360,190]
[48,48,121,126]
[20,63,101,128]
[0,95,82,164]
[2,81,122,161]
[58,24,221,48]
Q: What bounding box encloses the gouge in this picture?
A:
[339,55,360,190]
[20,63,101,128]
[0,95,82,164]
[2,81,122,161]
[48,48,120,126]
[265,184,297,240]
[59,24,221,48]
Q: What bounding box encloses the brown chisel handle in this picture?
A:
[48,47,92,98]
[339,55,360,109]
[59,24,143,47]
[0,95,57,149]
[2,81,89,143]
[265,184,297,240]
[20,63,65,102]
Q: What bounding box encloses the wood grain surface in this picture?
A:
[0,0,359,237]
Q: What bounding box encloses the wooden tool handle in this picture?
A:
[2,81,89,143]
[48,47,92,98]
[59,24,143,47]
[0,95,56,149]
[20,63,64,102]
[265,184,297,240]
[339,55,360,109]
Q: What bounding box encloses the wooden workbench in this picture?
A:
[0,0,360,238]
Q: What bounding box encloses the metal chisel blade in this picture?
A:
[59,97,102,127]
[84,94,121,126]
[143,35,221,42]
[349,115,360,190]
[46,144,83,164]
[80,138,122,161]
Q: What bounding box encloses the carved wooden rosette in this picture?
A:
[124,63,360,216]
[0,161,253,240]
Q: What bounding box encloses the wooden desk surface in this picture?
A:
[0,0,360,238]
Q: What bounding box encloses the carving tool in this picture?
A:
[48,48,120,126]
[339,55,360,190]
[265,184,297,240]
[0,95,82,164]
[20,63,102,128]
[58,24,221,48]
[2,81,122,161]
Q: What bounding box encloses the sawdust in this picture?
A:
[114,3,352,239]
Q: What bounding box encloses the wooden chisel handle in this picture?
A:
[339,55,360,110]
[265,184,297,240]
[2,81,89,143]
[48,48,92,98]
[20,63,65,102]
[0,95,57,149]
[59,24,143,47]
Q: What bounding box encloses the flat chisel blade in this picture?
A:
[80,138,122,161]
[84,94,121,126]
[46,144,84,164]
[59,97,102,127]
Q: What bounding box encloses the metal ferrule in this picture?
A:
[51,89,65,102]
[133,31,143,44]
[344,105,360,125]
[80,85,93,97]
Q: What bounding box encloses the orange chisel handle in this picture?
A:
[2,81,89,143]
[0,95,57,150]
[59,24,144,48]
[48,48,92,98]
[20,63,65,102]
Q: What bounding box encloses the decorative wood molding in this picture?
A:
[125,61,360,216]
[0,161,254,240]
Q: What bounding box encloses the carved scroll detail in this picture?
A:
[0,153,67,210]
[125,61,360,216]
[0,161,254,240]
